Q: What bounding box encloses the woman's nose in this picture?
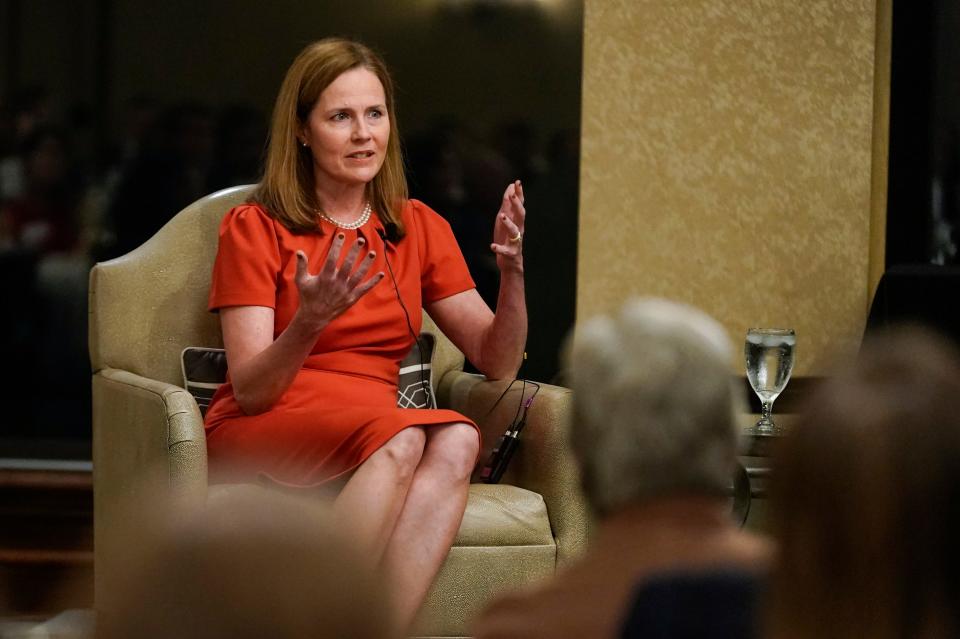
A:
[352,119,371,140]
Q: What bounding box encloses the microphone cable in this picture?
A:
[480,378,540,483]
[376,224,535,482]
[377,227,434,408]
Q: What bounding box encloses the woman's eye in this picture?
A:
[332,112,349,121]
[368,109,383,119]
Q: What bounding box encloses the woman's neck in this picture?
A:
[313,176,368,222]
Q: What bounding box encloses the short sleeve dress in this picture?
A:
[203,199,480,487]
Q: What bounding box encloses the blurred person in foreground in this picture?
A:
[765,327,960,639]
[97,486,395,639]
[472,298,771,639]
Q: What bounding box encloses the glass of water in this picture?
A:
[745,328,796,435]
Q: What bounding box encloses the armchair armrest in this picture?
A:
[92,368,208,610]
[436,372,589,565]
[93,368,208,503]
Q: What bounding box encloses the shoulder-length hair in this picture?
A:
[766,327,960,639]
[251,38,407,239]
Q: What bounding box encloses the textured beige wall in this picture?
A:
[579,0,889,375]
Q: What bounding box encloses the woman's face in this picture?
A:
[301,67,390,191]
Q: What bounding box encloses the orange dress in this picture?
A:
[203,199,479,486]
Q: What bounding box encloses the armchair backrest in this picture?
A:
[90,186,250,385]
[89,186,464,387]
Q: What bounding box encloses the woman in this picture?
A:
[765,328,960,639]
[202,38,527,629]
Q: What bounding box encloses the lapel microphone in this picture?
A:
[377,223,399,245]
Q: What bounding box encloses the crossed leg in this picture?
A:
[332,422,479,630]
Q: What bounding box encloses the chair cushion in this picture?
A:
[456,483,554,546]
[417,483,557,637]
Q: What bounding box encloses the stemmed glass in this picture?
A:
[744,328,796,435]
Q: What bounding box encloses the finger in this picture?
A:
[339,237,366,277]
[510,193,526,221]
[322,233,346,277]
[500,185,514,213]
[490,242,519,256]
[499,212,521,237]
[353,271,385,299]
[515,180,524,205]
[295,250,309,285]
[347,250,377,287]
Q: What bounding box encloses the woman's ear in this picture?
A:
[296,122,308,148]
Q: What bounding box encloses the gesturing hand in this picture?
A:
[490,180,525,272]
[294,233,384,330]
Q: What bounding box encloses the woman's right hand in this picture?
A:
[294,232,384,330]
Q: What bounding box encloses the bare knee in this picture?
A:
[376,427,427,481]
[425,423,480,482]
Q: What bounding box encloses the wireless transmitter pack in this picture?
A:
[479,381,539,484]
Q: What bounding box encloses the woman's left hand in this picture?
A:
[490,180,525,272]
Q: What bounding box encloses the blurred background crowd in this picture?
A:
[0,0,583,453]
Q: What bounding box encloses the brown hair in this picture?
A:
[766,327,960,639]
[252,38,407,238]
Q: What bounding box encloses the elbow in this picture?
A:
[479,361,521,382]
[234,388,273,416]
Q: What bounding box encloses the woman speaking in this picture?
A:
[202,38,527,630]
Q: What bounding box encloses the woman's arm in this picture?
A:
[427,181,526,380]
[223,234,384,415]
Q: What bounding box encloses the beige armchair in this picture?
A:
[88,186,588,638]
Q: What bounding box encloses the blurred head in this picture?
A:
[255,38,407,238]
[767,327,960,639]
[20,126,69,190]
[564,298,739,516]
[99,486,395,639]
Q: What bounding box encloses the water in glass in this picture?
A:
[745,328,795,434]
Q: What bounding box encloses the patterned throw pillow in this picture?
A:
[180,347,228,416]
[181,338,436,416]
[396,334,437,409]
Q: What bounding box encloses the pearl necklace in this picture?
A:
[318,202,372,230]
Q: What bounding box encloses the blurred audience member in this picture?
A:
[0,124,91,438]
[108,95,160,177]
[105,101,214,257]
[0,126,83,254]
[766,327,960,639]
[620,569,765,639]
[472,298,771,639]
[0,87,53,201]
[407,119,510,308]
[98,486,396,639]
[494,119,547,188]
[207,104,267,191]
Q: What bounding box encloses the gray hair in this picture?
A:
[564,298,739,515]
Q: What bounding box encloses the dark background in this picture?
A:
[0,0,583,459]
[867,1,960,346]
[888,0,960,267]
